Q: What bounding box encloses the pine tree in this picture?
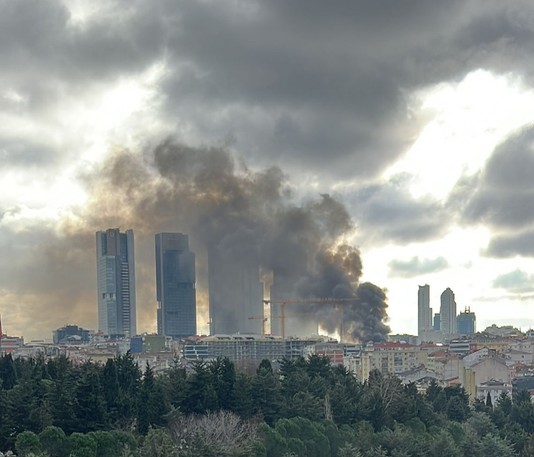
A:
[74,363,107,433]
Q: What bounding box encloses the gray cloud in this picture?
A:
[453,126,534,257]
[462,126,534,229]
[1,0,534,178]
[493,269,534,293]
[389,256,449,278]
[485,229,534,258]
[347,174,447,244]
[0,138,59,169]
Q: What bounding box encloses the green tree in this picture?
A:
[444,386,470,422]
[182,360,218,414]
[428,429,460,457]
[88,431,122,457]
[329,372,363,425]
[260,423,289,457]
[479,433,515,457]
[115,352,141,427]
[164,359,187,409]
[48,369,77,434]
[39,425,69,457]
[0,354,17,390]
[284,391,323,421]
[74,363,107,432]
[510,389,534,432]
[102,359,120,424]
[138,363,169,434]
[110,430,138,455]
[253,360,282,425]
[15,430,42,457]
[500,421,529,455]
[486,392,493,409]
[210,357,237,411]
[139,427,178,457]
[233,371,255,419]
[3,379,47,441]
[464,411,496,438]
[68,433,97,457]
[281,366,310,399]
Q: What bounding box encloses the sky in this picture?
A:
[2,0,534,340]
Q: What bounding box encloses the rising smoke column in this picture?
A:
[77,140,389,341]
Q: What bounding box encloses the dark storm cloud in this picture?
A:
[455,126,534,257]
[462,126,534,229]
[155,0,534,177]
[3,0,534,176]
[0,0,166,82]
[347,174,446,244]
[493,269,534,293]
[389,256,449,278]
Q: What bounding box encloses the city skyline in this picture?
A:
[2,1,534,339]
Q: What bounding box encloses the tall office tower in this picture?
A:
[208,244,263,335]
[417,284,432,337]
[440,287,457,336]
[456,306,476,335]
[433,313,441,331]
[96,229,136,337]
[155,233,197,339]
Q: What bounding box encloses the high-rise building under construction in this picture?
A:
[208,244,263,335]
[156,233,197,338]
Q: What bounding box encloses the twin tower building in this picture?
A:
[96,229,197,339]
[96,228,272,338]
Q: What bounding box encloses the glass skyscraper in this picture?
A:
[417,284,432,338]
[440,287,457,336]
[96,229,137,337]
[156,233,197,338]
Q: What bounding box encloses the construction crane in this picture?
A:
[247,315,268,335]
[262,297,357,339]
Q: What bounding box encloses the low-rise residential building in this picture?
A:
[182,334,342,363]
[427,350,463,382]
[463,356,510,401]
[476,379,512,406]
[0,335,24,354]
[53,325,91,344]
[359,342,428,380]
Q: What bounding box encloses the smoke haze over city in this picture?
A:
[2,0,534,338]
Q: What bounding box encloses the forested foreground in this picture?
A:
[1,354,534,456]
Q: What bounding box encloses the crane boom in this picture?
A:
[247,315,268,335]
[263,297,356,339]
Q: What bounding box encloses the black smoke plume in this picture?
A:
[73,140,390,342]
